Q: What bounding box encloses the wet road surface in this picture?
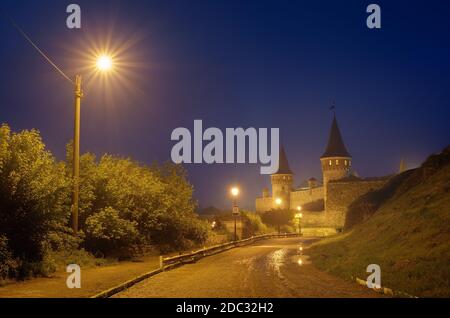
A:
[114,237,382,298]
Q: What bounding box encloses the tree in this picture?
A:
[0,125,70,266]
[85,207,139,257]
[241,211,269,238]
[261,209,294,229]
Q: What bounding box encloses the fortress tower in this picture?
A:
[271,145,293,210]
[320,115,352,202]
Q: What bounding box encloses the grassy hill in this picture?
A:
[309,146,450,297]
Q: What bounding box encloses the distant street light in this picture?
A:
[230,186,240,241]
[71,55,114,235]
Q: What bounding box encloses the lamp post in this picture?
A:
[275,198,282,235]
[295,206,303,236]
[230,187,240,241]
[71,55,113,235]
[71,75,82,234]
[8,18,115,235]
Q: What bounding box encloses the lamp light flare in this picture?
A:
[275,198,282,205]
[96,55,113,71]
[231,187,239,197]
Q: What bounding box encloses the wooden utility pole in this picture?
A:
[71,75,82,234]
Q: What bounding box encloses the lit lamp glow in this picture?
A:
[275,198,282,206]
[231,187,239,197]
[96,55,113,71]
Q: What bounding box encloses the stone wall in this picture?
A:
[290,186,324,209]
[255,197,273,212]
[256,186,324,213]
[301,227,339,237]
[255,178,389,235]
[298,210,328,227]
[325,178,390,229]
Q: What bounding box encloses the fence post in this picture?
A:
[159,255,163,270]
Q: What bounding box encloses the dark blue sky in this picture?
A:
[1,0,449,209]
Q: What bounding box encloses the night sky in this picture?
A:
[1,0,449,209]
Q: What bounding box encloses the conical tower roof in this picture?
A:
[321,115,351,158]
[274,144,293,174]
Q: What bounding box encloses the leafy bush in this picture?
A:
[241,211,269,238]
[151,214,209,252]
[0,125,70,276]
[260,209,294,229]
[47,224,84,251]
[85,207,139,257]
[0,235,19,280]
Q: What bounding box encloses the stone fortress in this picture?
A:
[255,115,399,236]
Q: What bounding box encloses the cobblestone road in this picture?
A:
[114,237,383,298]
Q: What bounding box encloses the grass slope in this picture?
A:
[309,146,450,297]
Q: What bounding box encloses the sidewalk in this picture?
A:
[0,256,160,298]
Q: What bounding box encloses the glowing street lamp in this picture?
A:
[275,198,282,206]
[230,186,240,241]
[96,55,113,71]
[71,55,114,235]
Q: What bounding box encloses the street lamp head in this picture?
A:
[297,206,302,211]
[275,198,282,206]
[96,55,113,71]
[231,187,239,197]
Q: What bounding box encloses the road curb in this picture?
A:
[353,276,418,298]
[91,268,163,298]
